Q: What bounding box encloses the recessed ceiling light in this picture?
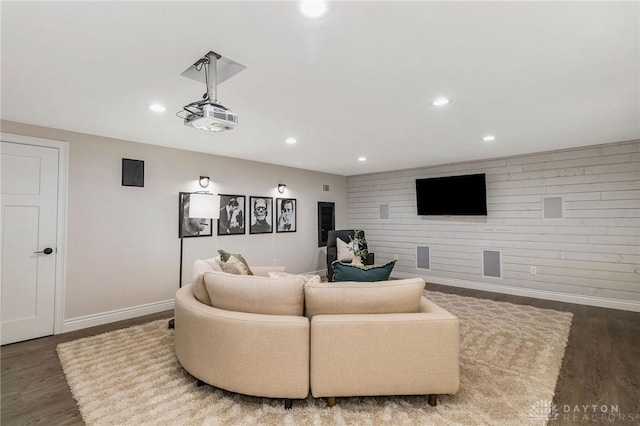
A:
[299,1,328,18]
[286,137,297,145]
[358,156,367,162]
[432,97,451,107]
[482,135,496,142]
[149,103,166,113]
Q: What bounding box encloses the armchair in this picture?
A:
[326,229,375,281]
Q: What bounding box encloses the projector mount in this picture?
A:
[177,51,246,132]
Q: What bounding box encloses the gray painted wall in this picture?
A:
[2,121,348,324]
[348,140,640,311]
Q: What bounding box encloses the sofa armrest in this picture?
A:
[310,308,459,398]
[175,284,309,399]
[418,296,456,315]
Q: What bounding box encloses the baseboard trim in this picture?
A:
[63,299,175,333]
[394,272,640,312]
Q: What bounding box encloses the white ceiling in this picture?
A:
[2,1,638,176]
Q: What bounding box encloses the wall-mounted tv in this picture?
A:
[416,173,487,216]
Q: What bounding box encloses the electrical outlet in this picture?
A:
[530,266,537,275]
[273,259,278,266]
[394,254,399,261]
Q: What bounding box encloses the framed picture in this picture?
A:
[249,196,273,234]
[178,192,212,238]
[218,194,246,235]
[276,198,297,233]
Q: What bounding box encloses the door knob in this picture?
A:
[34,247,54,255]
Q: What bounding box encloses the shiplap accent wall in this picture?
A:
[348,140,640,311]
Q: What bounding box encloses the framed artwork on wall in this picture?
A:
[276,198,297,233]
[249,196,273,234]
[178,192,213,238]
[218,194,246,235]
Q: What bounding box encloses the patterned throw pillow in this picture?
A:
[268,271,322,284]
[336,237,358,262]
[216,256,252,275]
[217,249,253,275]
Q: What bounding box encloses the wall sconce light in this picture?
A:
[278,184,286,194]
[199,176,210,188]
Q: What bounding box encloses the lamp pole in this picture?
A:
[169,191,219,330]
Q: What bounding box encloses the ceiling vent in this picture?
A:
[177,51,246,132]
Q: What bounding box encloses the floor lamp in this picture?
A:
[169,192,219,329]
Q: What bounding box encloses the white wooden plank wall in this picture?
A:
[347,140,640,311]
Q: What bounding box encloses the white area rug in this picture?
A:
[57,291,572,425]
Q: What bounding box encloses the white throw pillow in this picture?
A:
[336,237,358,262]
[268,271,321,284]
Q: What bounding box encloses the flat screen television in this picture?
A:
[416,173,487,216]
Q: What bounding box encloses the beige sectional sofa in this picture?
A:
[174,258,459,409]
[306,281,460,406]
[174,260,309,408]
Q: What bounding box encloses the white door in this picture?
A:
[1,141,59,344]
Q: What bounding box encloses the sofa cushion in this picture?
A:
[336,237,357,262]
[191,257,223,306]
[204,270,306,316]
[217,250,253,275]
[268,271,322,284]
[332,260,396,282]
[304,278,425,317]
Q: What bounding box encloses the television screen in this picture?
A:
[416,173,487,215]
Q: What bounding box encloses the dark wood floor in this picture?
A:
[1,311,174,426]
[2,285,639,425]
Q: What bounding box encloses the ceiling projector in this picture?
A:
[177,51,245,133]
[184,103,238,132]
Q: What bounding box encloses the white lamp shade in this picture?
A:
[188,193,220,219]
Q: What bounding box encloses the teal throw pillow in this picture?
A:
[217,250,253,275]
[332,260,396,282]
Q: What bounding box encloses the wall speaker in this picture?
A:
[416,246,430,269]
[543,197,563,219]
[483,250,501,278]
[122,158,144,187]
[379,204,389,220]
